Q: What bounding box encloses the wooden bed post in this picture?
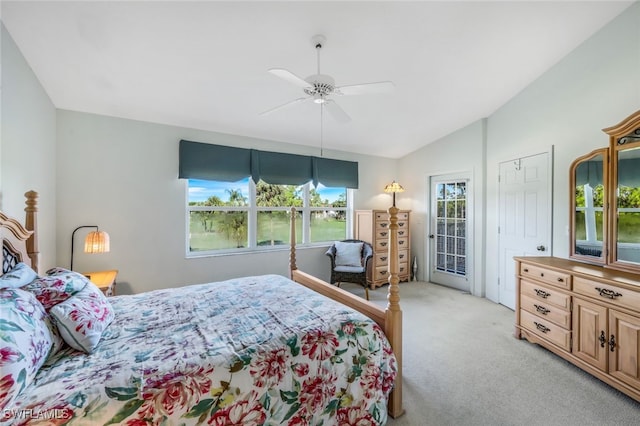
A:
[386,204,404,418]
[24,190,39,273]
[287,204,403,418]
[289,207,297,277]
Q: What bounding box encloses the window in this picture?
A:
[187,178,349,255]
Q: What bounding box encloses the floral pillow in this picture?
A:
[50,282,114,353]
[22,267,89,311]
[0,262,38,289]
[0,288,54,410]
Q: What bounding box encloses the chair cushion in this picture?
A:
[334,241,364,267]
[334,265,366,273]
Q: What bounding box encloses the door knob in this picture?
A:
[429,234,435,239]
[536,245,546,252]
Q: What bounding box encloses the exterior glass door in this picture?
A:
[430,177,469,291]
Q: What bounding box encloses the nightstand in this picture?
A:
[83,269,118,296]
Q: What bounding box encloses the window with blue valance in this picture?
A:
[178,140,359,188]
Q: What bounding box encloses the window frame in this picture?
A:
[185,179,352,257]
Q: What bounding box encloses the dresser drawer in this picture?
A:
[374,252,389,265]
[520,280,571,311]
[520,263,571,290]
[573,277,640,312]
[521,294,571,329]
[520,310,571,351]
[374,266,389,282]
[398,237,409,249]
[375,211,408,221]
[375,239,390,252]
[375,228,391,240]
[398,249,409,263]
[399,262,409,276]
[375,218,390,229]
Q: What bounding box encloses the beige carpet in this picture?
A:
[339,281,640,426]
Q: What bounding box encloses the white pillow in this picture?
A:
[50,282,114,353]
[0,262,38,289]
[334,241,364,267]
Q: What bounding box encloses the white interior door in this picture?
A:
[429,173,471,292]
[498,152,552,309]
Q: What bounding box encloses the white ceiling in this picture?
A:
[1,1,634,159]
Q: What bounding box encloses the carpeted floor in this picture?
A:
[340,281,640,426]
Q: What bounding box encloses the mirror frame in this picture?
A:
[604,109,640,273]
[569,148,608,265]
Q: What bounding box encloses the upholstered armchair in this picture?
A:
[326,239,373,300]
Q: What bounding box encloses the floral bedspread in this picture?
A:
[7,275,396,425]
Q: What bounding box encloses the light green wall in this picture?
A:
[0,23,57,271]
[399,2,640,302]
[55,110,396,293]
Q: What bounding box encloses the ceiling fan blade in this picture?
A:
[268,68,313,89]
[324,100,351,123]
[335,81,395,96]
[260,97,309,116]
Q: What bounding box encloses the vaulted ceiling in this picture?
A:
[2,1,633,158]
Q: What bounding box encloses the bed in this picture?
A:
[0,191,404,424]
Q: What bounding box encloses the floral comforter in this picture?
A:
[8,275,396,425]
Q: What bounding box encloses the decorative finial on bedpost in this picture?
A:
[386,203,404,417]
[289,207,298,278]
[24,191,39,274]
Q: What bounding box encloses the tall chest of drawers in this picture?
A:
[355,209,411,288]
[515,256,640,402]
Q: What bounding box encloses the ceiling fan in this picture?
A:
[261,34,395,123]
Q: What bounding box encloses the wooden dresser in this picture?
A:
[514,256,640,402]
[355,209,410,288]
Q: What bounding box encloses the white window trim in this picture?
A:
[185,180,352,258]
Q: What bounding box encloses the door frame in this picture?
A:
[426,170,474,294]
[496,147,554,307]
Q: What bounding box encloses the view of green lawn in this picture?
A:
[189,212,346,251]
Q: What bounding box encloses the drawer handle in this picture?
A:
[534,322,550,333]
[399,222,405,226]
[380,232,388,237]
[599,331,606,348]
[523,268,529,272]
[557,278,564,282]
[399,254,405,259]
[380,223,388,228]
[399,231,405,236]
[540,273,544,277]
[399,240,405,245]
[534,304,550,315]
[380,270,388,275]
[609,334,616,352]
[534,288,550,299]
[380,242,388,247]
[595,287,622,300]
[380,256,387,261]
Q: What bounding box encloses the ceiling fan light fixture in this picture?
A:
[261,34,394,122]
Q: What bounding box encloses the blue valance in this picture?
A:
[179,140,359,188]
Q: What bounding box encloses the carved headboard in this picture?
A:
[0,191,39,275]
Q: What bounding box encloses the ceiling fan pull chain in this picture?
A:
[320,103,324,157]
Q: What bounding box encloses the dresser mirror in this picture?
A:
[570,110,640,273]
[569,148,607,264]
[609,115,640,272]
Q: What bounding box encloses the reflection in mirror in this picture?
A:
[571,150,606,262]
[615,146,640,265]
